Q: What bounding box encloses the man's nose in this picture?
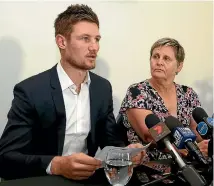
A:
[88,41,99,52]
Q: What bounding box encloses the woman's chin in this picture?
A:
[152,73,166,79]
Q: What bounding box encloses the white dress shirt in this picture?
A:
[46,62,91,173]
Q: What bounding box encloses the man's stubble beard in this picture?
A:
[68,58,96,71]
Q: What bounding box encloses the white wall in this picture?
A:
[0,1,213,136]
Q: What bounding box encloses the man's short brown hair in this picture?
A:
[54,4,99,38]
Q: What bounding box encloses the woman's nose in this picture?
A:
[156,58,164,65]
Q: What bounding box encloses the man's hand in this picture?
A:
[51,153,102,180]
[197,140,209,156]
[127,143,146,167]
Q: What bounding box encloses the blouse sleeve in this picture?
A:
[187,87,201,115]
[120,83,149,114]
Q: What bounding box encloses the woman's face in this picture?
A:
[150,46,183,81]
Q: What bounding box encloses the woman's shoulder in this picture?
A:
[127,79,150,91]
[176,83,198,95]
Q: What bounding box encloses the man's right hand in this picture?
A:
[50,153,102,180]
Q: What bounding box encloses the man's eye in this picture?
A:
[96,38,100,42]
[82,37,90,42]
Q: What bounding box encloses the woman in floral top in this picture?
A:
[119,37,209,182]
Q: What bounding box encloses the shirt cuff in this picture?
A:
[46,160,52,175]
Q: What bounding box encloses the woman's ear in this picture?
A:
[55,34,66,50]
[176,62,183,74]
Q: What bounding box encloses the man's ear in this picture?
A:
[55,34,66,49]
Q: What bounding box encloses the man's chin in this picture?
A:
[81,65,95,71]
[86,62,96,70]
[87,65,96,70]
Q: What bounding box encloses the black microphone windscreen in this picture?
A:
[165,116,183,131]
[192,107,208,123]
[145,114,160,129]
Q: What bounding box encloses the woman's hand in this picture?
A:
[197,140,209,156]
[163,145,188,157]
[127,143,146,167]
[177,149,188,157]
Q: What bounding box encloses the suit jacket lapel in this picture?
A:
[89,72,100,147]
[50,65,66,155]
[49,68,99,156]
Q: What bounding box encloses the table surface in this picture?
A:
[0,176,104,186]
[0,164,200,186]
[0,174,191,186]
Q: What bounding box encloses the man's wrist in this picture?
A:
[51,156,63,175]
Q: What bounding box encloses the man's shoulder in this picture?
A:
[15,66,56,90]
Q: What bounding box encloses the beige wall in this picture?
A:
[0,1,213,135]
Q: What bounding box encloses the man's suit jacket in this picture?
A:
[0,65,125,180]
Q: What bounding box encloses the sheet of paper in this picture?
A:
[95,142,151,168]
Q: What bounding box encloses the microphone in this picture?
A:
[145,114,185,168]
[192,107,213,139]
[208,137,213,158]
[145,114,207,186]
[145,114,171,143]
[165,116,209,166]
[192,107,213,158]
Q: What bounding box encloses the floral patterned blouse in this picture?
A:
[119,79,201,182]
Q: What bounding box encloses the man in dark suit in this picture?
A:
[0,4,144,181]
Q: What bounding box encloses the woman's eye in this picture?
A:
[153,55,159,59]
[164,56,171,61]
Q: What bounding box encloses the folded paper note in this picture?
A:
[95,142,151,168]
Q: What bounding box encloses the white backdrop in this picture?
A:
[0,1,213,136]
